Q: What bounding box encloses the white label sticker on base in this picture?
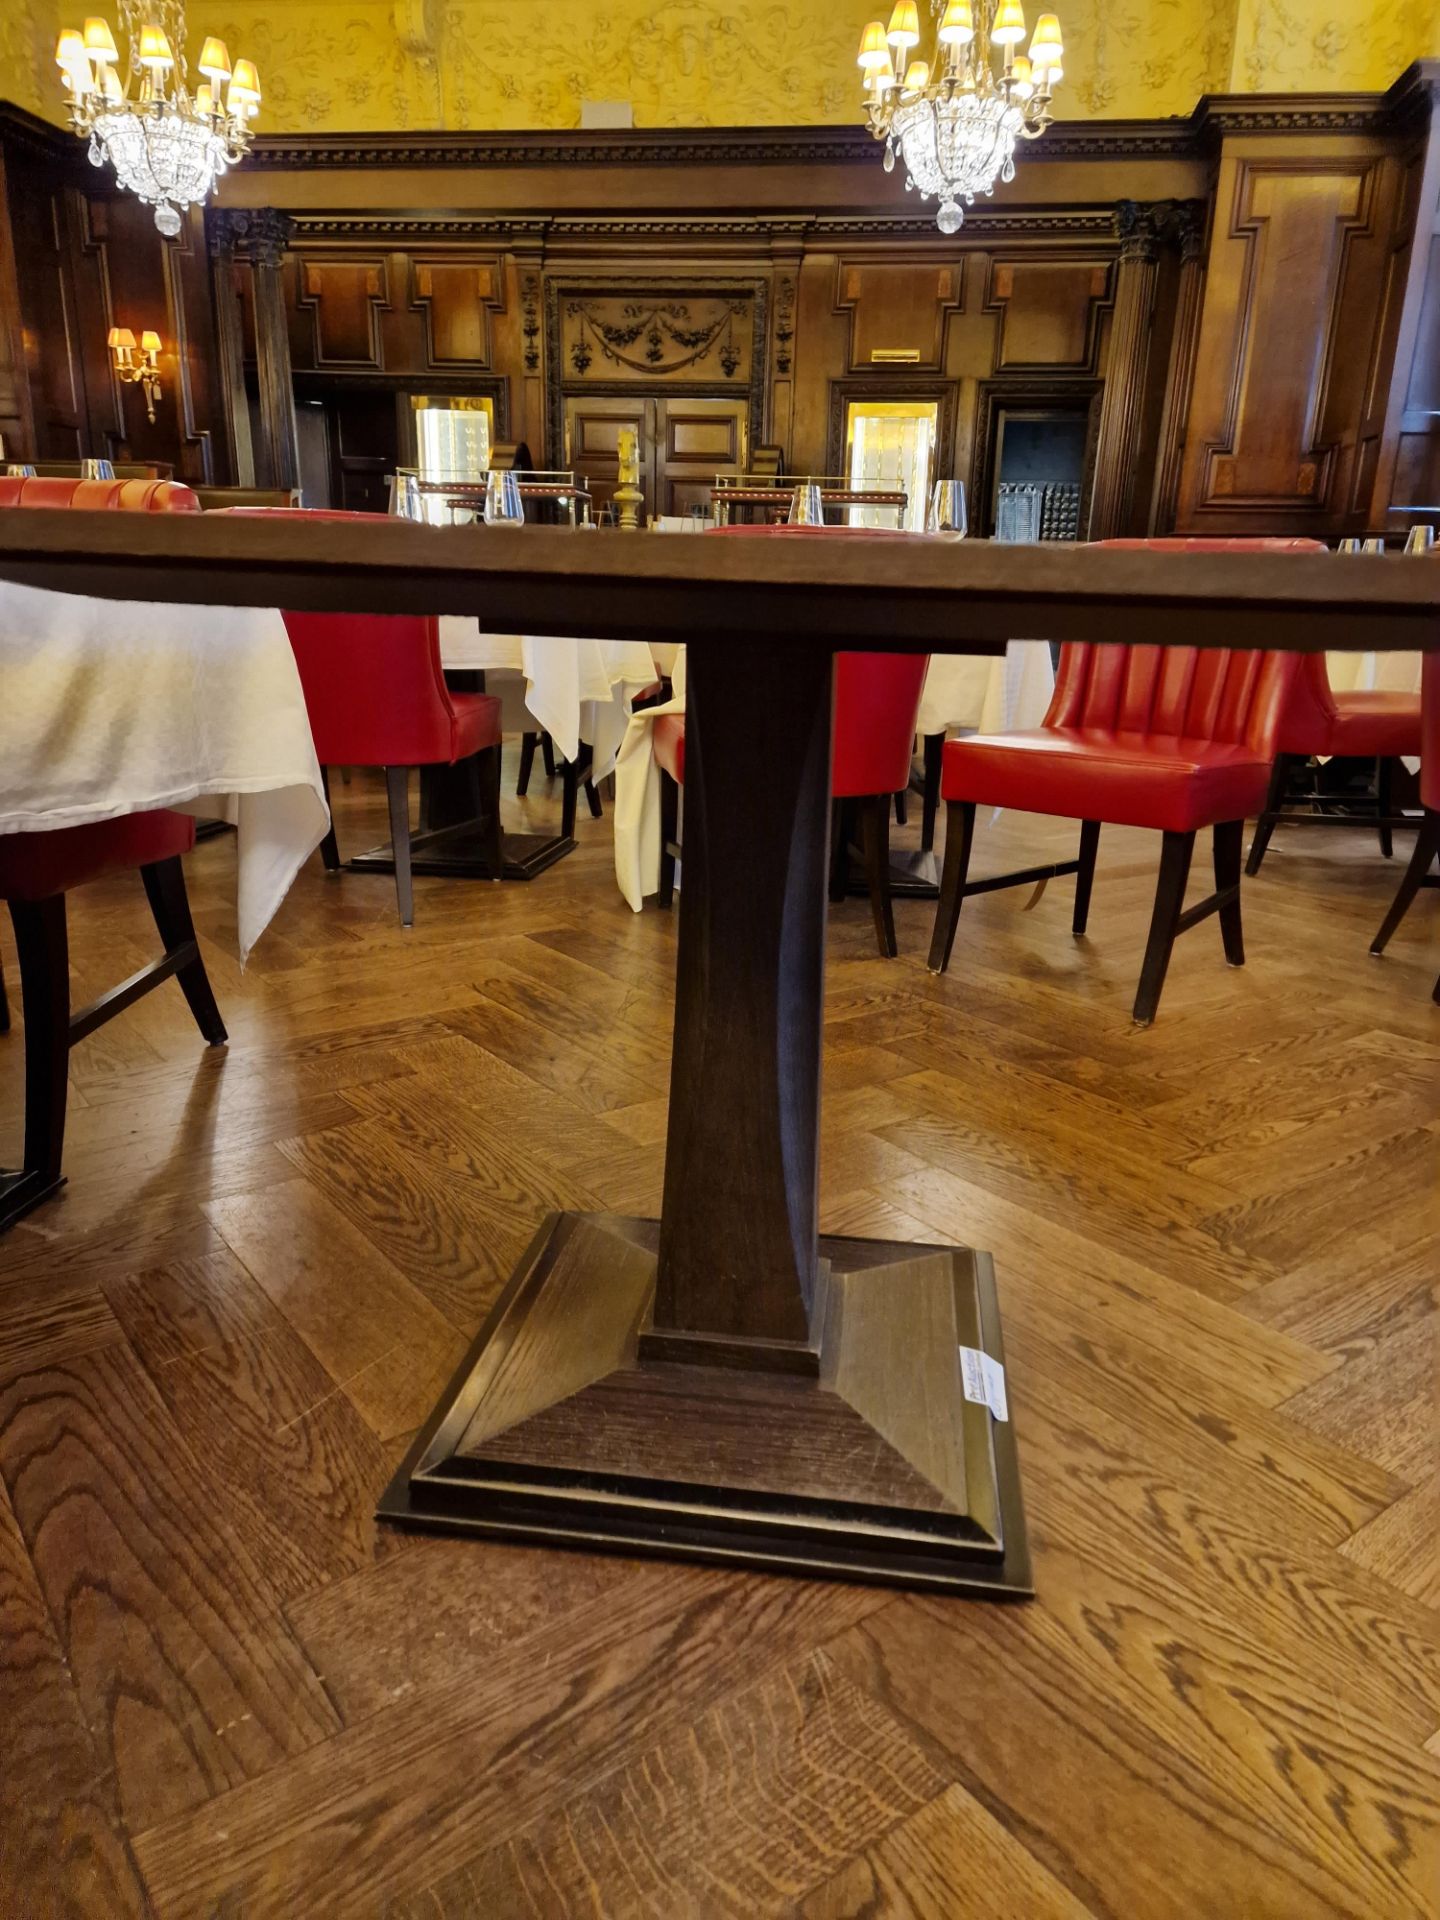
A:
[959,1345,1009,1422]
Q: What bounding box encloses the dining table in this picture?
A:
[0,577,328,963]
[0,511,1433,1597]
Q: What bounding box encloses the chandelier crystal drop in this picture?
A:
[858,1,1063,233]
[56,0,261,235]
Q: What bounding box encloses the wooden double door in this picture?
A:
[564,395,748,522]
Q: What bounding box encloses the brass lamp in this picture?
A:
[108,325,163,423]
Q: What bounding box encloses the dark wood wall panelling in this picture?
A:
[0,113,225,481]
[1,66,1435,536]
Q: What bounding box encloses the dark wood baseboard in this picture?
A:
[379,1211,1032,1597]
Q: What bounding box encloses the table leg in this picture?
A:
[380,639,1030,1594]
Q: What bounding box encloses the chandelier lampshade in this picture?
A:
[56,0,260,235]
[858,0,1064,232]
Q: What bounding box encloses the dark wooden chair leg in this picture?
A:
[317,766,342,871]
[8,895,70,1197]
[1133,829,1195,1025]
[385,766,415,928]
[560,758,579,841]
[1073,819,1100,936]
[828,799,851,903]
[541,733,557,778]
[1213,819,1245,966]
[860,793,897,958]
[657,766,679,910]
[140,857,228,1045]
[1245,754,1292,876]
[517,731,539,797]
[920,733,944,854]
[577,744,603,820]
[927,800,976,974]
[894,787,908,827]
[1371,807,1440,954]
[1376,756,1394,859]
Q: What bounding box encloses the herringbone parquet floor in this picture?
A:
[0,754,1436,1918]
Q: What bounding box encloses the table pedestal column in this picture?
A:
[380,640,1030,1594]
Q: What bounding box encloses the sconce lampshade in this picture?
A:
[108,325,136,350]
[55,27,87,66]
[140,330,161,354]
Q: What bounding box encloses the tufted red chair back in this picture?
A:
[1423,652,1439,812]
[0,474,200,512]
[707,522,929,795]
[1045,538,1320,753]
[225,506,469,766]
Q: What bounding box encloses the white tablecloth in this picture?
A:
[0,583,328,963]
[915,642,1055,738]
[438,620,660,781]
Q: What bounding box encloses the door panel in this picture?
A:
[563,393,747,522]
[565,396,648,519]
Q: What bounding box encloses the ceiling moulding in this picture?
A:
[236,74,1436,171]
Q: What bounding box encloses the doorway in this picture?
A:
[295,389,401,513]
[563,395,748,522]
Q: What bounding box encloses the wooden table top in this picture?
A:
[0,512,1436,654]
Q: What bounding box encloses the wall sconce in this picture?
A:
[108,326,162,424]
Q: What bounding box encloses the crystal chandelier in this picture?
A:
[857,1,1063,234]
[55,1,261,236]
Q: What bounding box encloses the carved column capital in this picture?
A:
[242,208,295,269]
[1114,200,1163,264]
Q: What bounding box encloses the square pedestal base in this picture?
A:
[349,821,575,883]
[379,1212,1031,1596]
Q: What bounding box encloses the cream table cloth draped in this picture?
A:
[438,619,660,781]
[0,582,328,963]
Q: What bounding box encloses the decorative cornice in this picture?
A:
[247,120,1197,171]
[287,206,1133,248]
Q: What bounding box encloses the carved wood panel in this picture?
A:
[295,258,390,368]
[1178,155,1390,523]
[833,261,964,372]
[561,292,754,384]
[410,259,503,368]
[985,260,1112,372]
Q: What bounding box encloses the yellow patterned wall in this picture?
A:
[4,0,1438,131]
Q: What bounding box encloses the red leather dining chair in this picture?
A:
[229,507,504,927]
[654,524,929,956]
[927,537,1312,1024]
[1370,649,1438,1002]
[0,472,224,1230]
[1246,637,1422,874]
